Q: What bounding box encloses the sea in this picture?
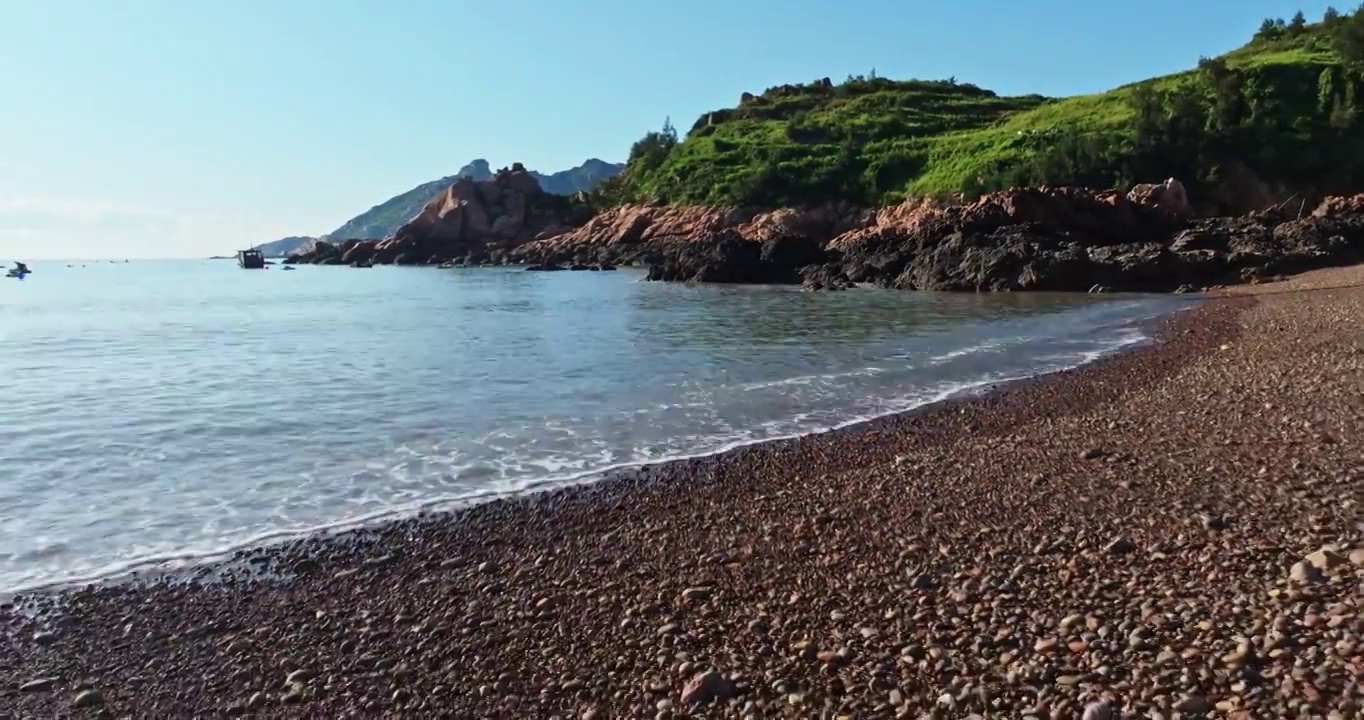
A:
[0,260,1194,595]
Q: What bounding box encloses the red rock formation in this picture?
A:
[512,203,868,267]
[287,165,589,266]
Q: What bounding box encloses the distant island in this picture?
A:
[252,158,623,257]
[283,9,1364,294]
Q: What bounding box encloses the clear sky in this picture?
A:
[0,0,1338,259]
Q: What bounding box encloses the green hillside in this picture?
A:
[603,6,1364,209]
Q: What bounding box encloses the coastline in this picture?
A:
[6,269,1364,717]
[0,292,1188,601]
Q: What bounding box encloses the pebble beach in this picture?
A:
[4,266,1363,719]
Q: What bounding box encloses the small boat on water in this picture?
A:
[237,249,266,269]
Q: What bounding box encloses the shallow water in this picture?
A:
[0,260,1192,592]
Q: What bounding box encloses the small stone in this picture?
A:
[657,623,679,636]
[1173,695,1211,714]
[1289,561,1323,584]
[1347,548,1364,566]
[1105,538,1136,555]
[680,587,711,602]
[1034,638,1059,653]
[562,678,585,692]
[477,561,496,573]
[285,669,315,685]
[33,631,59,646]
[247,692,267,709]
[20,677,58,693]
[1082,447,1107,460]
[1305,548,1346,570]
[910,574,935,590]
[1082,701,1113,720]
[681,670,738,705]
[72,689,103,708]
[1201,514,1229,531]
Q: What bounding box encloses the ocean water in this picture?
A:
[0,260,1192,594]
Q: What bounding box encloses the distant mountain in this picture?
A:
[253,235,316,258]
[325,158,624,241]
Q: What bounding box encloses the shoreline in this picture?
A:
[5,269,1363,717]
[2,295,1192,602]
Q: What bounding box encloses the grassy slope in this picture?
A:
[620,19,1355,207]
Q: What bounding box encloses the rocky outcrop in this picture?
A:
[287,173,1364,293]
[511,203,869,283]
[829,186,1363,292]
[827,184,1191,291]
[285,165,593,266]
[514,181,1363,293]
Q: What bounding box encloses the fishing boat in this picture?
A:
[237,249,266,269]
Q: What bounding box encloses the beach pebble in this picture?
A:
[680,587,711,602]
[1305,547,1346,570]
[19,677,58,693]
[285,669,315,685]
[1289,561,1323,584]
[680,670,738,705]
[71,689,103,708]
[1172,695,1211,713]
[1082,701,1113,720]
[1105,537,1136,555]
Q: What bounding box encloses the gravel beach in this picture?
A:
[4,267,1363,719]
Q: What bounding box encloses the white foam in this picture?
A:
[734,366,887,392]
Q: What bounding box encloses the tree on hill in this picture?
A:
[1255,17,1287,40]
[1334,5,1364,66]
[1198,56,1247,131]
[1288,10,1308,35]
[1324,6,1341,24]
[627,118,679,175]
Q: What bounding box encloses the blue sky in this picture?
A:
[0,0,1338,259]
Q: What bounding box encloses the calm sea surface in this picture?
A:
[0,260,1192,593]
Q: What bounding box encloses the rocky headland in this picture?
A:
[280,11,1364,292]
[285,163,595,268]
[285,172,1364,293]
